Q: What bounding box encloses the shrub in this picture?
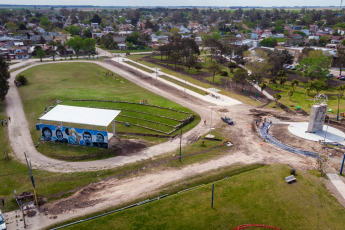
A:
[220,71,229,77]
[15,74,28,86]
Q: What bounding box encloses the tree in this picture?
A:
[40,16,51,28]
[36,48,45,62]
[276,70,287,88]
[228,62,237,73]
[57,43,66,56]
[170,52,181,70]
[68,25,81,36]
[311,80,328,93]
[318,36,329,47]
[259,82,266,96]
[83,38,96,57]
[6,22,17,33]
[15,74,28,86]
[288,90,293,100]
[273,93,282,104]
[90,14,101,24]
[337,85,345,120]
[207,63,222,82]
[51,51,57,61]
[232,68,248,91]
[83,28,92,38]
[296,51,331,80]
[259,37,277,47]
[67,36,83,58]
[336,46,345,75]
[291,79,299,92]
[38,36,46,44]
[0,55,10,101]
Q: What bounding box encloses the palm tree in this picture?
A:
[259,82,266,96]
[273,93,282,105]
[337,85,345,120]
[291,79,299,92]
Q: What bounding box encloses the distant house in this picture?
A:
[291,25,302,30]
[117,42,127,50]
[251,33,259,40]
[92,33,104,39]
[91,23,99,29]
[103,26,113,32]
[309,35,320,40]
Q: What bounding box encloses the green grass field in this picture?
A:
[60,164,345,230]
[18,62,199,160]
[264,78,345,113]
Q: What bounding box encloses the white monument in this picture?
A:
[307,94,328,133]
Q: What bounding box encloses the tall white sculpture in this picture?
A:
[307,94,328,133]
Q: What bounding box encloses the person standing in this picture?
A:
[8,117,10,122]
[1,196,4,206]
[4,119,7,126]
[1,120,3,126]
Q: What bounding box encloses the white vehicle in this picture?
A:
[0,209,6,230]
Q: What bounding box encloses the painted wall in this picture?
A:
[40,124,108,148]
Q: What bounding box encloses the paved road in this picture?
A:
[6,60,232,172]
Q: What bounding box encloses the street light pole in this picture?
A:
[209,108,212,136]
[323,114,331,144]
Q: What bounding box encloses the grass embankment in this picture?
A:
[264,78,345,113]
[18,62,199,160]
[59,164,345,230]
[127,55,261,106]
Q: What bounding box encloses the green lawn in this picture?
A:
[18,62,199,160]
[264,78,345,113]
[61,164,345,230]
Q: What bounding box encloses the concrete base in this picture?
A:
[205,134,215,138]
[288,122,345,144]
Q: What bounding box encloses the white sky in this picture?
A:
[2,0,344,7]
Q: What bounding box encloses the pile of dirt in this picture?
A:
[249,108,292,121]
[110,138,147,156]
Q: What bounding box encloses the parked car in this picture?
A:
[337,75,345,79]
[221,116,234,125]
[326,73,334,78]
[283,64,289,68]
[340,76,345,81]
[0,209,6,230]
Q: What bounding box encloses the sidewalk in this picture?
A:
[112,57,242,107]
[323,163,345,201]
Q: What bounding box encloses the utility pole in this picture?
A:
[209,108,213,137]
[24,153,39,210]
[179,129,182,162]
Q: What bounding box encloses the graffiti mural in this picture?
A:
[40,124,108,148]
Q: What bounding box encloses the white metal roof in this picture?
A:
[39,105,120,127]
